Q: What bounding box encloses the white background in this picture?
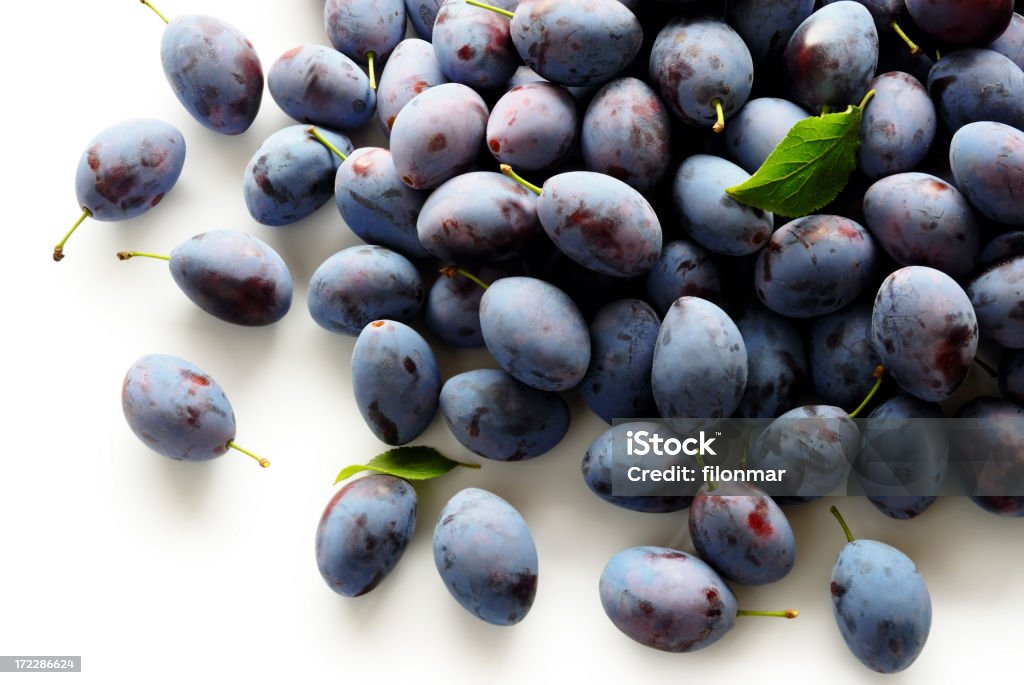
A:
[2,1,1021,683]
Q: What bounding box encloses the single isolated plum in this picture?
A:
[433,0,519,90]
[858,72,936,179]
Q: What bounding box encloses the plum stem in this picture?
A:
[367,51,377,90]
[975,357,997,377]
[889,21,921,56]
[439,265,489,290]
[711,98,725,133]
[465,0,514,19]
[307,127,348,161]
[820,105,831,116]
[694,451,716,491]
[117,251,170,261]
[737,609,799,619]
[54,208,92,262]
[228,441,270,468]
[848,364,885,419]
[140,0,170,24]
[499,164,542,195]
[857,89,877,110]
[830,505,855,543]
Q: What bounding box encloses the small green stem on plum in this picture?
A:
[465,0,514,19]
[737,609,799,619]
[711,98,725,134]
[367,51,377,90]
[830,505,855,543]
[975,357,997,377]
[857,89,877,110]
[889,21,921,56]
[439,265,490,290]
[228,441,270,468]
[307,127,348,161]
[117,251,170,262]
[53,208,92,262]
[140,0,170,24]
[935,50,942,61]
[848,364,885,419]
[694,451,716,492]
[820,105,831,116]
[499,164,542,195]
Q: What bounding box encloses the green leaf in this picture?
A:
[725,104,865,218]
[334,446,480,485]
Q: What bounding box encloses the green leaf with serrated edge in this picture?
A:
[334,446,480,484]
[725,105,864,218]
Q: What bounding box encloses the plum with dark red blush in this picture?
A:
[487,82,577,172]
[433,0,519,90]
[324,0,405,66]
[159,15,263,135]
[376,39,448,133]
[907,0,1013,46]
[268,45,375,131]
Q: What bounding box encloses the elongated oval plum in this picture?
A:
[122,354,235,461]
[581,77,671,193]
[440,369,570,461]
[599,547,737,652]
[645,240,722,316]
[425,264,514,348]
[352,320,441,445]
[390,83,489,189]
[479,277,591,391]
[652,297,747,420]
[325,0,405,66]
[858,72,937,179]
[243,125,352,226]
[160,15,263,134]
[534,171,662,277]
[376,38,448,132]
[950,121,1024,225]
[755,215,878,319]
[268,45,375,131]
[807,303,882,410]
[967,256,1024,348]
[872,266,977,401]
[75,119,186,222]
[689,482,796,585]
[728,0,815,62]
[433,0,519,90]
[167,231,292,326]
[580,299,659,423]
[308,246,424,336]
[488,83,578,172]
[417,172,539,264]
[988,12,1024,69]
[315,474,417,597]
[831,539,932,673]
[509,0,642,87]
[907,0,1013,46]
[928,50,1024,133]
[433,488,538,626]
[735,303,807,419]
[727,98,811,174]
[954,398,1024,517]
[334,147,430,259]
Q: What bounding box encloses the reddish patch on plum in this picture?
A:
[281,46,302,60]
[457,45,475,60]
[747,501,774,538]
[181,370,211,387]
[427,133,448,151]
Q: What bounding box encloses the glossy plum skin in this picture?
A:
[580,300,659,423]
[537,172,662,278]
[599,547,738,653]
[433,488,538,626]
[967,257,1024,348]
[488,83,578,172]
[928,50,1024,133]
[315,474,417,597]
[433,1,519,90]
[650,18,754,129]
[807,304,882,411]
[324,0,405,65]
[755,215,878,319]
[425,264,513,348]
[862,173,979,278]
[74,119,185,222]
[950,121,1024,225]
[988,12,1024,70]
[652,297,748,420]
[479,277,591,391]
[872,266,978,402]
[727,98,811,174]
[673,155,774,257]
[160,15,263,135]
[243,125,352,226]
[352,320,441,445]
[417,172,539,264]
[734,304,807,419]
[955,398,1024,516]
[377,39,448,132]
[440,369,570,461]
[645,243,722,317]
[168,231,292,327]
[334,147,430,259]
[390,83,489,190]
[728,0,815,63]
[858,72,937,179]
[268,45,375,131]
[406,0,446,40]
[906,0,1013,46]
[784,2,879,112]
[999,349,1024,404]
[121,354,235,462]
[831,540,932,673]
[308,246,424,336]
[689,482,796,585]
[582,422,696,513]
[581,78,671,193]
[510,0,642,87]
